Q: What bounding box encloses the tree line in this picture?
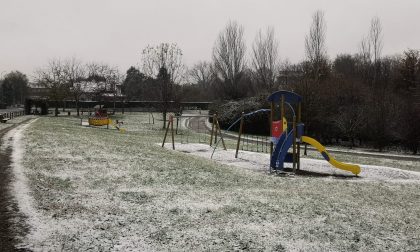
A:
[121,11,419,153]
[0,10,418,153]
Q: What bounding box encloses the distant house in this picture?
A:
[26,82,124,102]
[26,83,50,99]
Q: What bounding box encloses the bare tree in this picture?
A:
[305,10,328,80]
[141,43,184,127]
[212,21,247,99]
[399,49,420,91]
[35,59,69,116]
[358,17,384,84]
[141,43,184,84]
[359,36,371,64]
[63,57,87,116]
[370,17,383,65]
[85,62,122,112]
[251,27,279,93]
[188,61,215,88]
[86,63,109,93]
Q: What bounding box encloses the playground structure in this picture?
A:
[162,113,226,150]
[81,108,125,132]
[265,90,361,175]
[162,91,360,176]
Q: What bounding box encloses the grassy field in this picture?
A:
[0,115,35,132]
[16,113,420,251]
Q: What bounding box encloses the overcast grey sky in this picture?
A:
[1,0,419,78]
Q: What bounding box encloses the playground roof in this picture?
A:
[267,90,302,104]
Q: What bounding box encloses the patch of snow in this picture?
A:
[163,143,420,184]
[1,119,62,250]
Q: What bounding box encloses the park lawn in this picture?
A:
[302,147,420,173]
[19,114,420,251]
[0,115,35,132]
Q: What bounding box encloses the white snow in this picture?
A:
[1,119,59,250]
[163,143,420,184]
[4,114,419,251]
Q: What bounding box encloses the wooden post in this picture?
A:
[235,112,245,158]
[214,112,218,144]
[162,116,172,148]
[210,114,215,146]
[215,116,226,150]
[292,115,297,173]
[175,115,179,134]
[170,115,175,150]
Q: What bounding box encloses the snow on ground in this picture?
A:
[0,115,35,132]
[7,114,420,251]
[164,143,420,184]
[1,119,59,249]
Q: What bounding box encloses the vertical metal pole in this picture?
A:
[269,102,273,173]
[281,95,285,120]
[235,112,244,158]
[297,102,302,170]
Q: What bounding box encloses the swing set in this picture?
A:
[162,90,361,176]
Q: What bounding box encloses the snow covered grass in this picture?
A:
[303,148,420,173]
[0,115,35,132]
[13,113,420,251]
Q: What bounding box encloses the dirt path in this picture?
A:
[0,119,33,251]
[186,116,212,133]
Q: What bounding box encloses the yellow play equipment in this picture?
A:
[83,108,126,133]
[88,117,110,126]
[301,136,361,175]
[109,119,126,133]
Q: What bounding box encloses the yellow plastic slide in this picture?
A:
[301,136,361,175]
